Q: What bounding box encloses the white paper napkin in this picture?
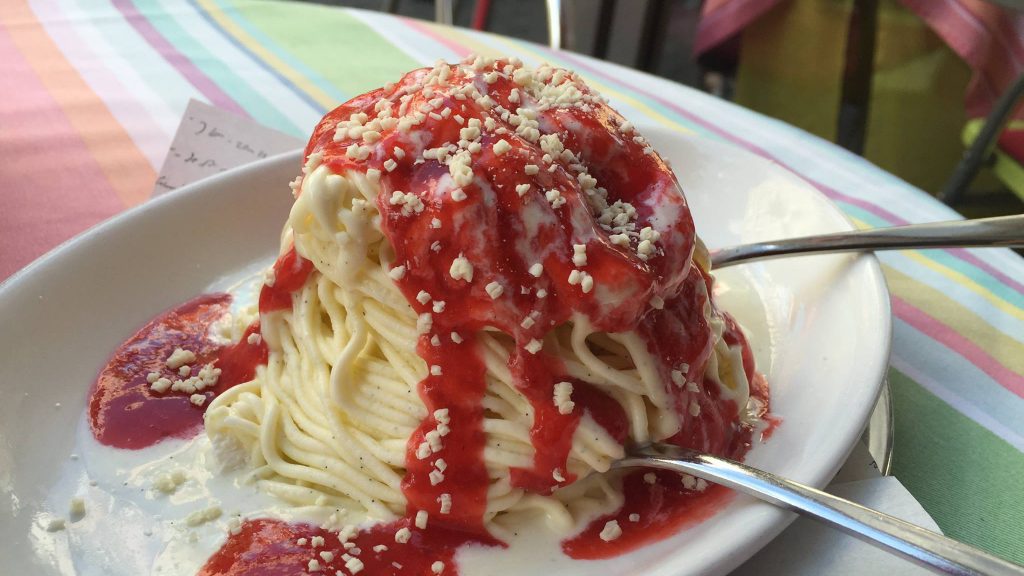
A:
[732,441,939,575]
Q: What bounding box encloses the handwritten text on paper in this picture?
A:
[153,99,304,196]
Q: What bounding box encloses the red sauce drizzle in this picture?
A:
[402,331,491,530]
[259,246,316,314]
[199,518,500,576]
[509,372,629,493]
[88,246,313,449]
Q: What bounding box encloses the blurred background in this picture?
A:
[297,0,1024,219]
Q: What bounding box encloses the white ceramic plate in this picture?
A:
[0,129,890,575]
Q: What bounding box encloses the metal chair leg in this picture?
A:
[939,72,1024,205]
[592,0,618,59]
[435,0,454,26]
[546,0,563,49]
[637,0,670,72]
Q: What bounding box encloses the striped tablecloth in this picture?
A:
[2,0,1022,565]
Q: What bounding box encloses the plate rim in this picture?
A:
[0,134,892,576]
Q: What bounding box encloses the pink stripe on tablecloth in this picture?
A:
[109,0,247,118]
[0,23,124,280]
[892,296,1024,399]
[809,182,911,224]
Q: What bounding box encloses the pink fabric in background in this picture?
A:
[901,0,1024,119]
[694,0,785,56]
[695,0,1024,120]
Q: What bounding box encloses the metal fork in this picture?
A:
[710,214,1024,268]
[617,444,1024,575]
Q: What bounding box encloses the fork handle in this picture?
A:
[710,214,1024,268]
[618,444,1024,575]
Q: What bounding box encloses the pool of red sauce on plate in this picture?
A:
[87,246,312,449]
[88,59,771,574]
[199,518,500,576]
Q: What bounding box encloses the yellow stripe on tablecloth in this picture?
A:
[902,250,1024,322]
[884,264,1024,377]
[195,0,337,111]
[848,216,1024,322]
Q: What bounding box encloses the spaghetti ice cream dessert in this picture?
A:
[89,55,770,574]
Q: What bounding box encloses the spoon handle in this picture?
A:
[710,214,1024,268]
[619,444,1024,575]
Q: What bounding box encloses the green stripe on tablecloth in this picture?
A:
[890,368,1024,563]
[131,0,303,134]
[225,0,419,100]
[202,0,348,109]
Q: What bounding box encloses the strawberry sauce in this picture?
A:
[200,518,500,576]
[88,247,312,449]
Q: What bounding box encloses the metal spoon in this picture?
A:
[710,214,1024,268]
[617,444,1024,575]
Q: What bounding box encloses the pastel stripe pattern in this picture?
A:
[1,0,1021,563]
